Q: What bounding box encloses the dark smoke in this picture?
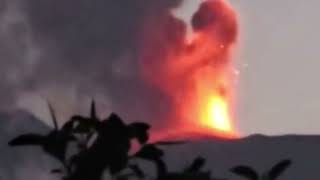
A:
[0,0,184,126]
[192,1,238,45]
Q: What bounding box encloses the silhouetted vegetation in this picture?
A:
[8,101,292,180]
[231,159,292,180]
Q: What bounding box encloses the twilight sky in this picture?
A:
[1,0,319,136]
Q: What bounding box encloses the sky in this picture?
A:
[0,0,320,136]
[227,0,320,135]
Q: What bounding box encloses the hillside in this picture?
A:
[0,110,56,180]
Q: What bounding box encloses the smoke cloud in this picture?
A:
[0,0,183,126]
[0,0,238,134]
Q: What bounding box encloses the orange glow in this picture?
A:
[205,95,231,132]
[140,0,239,139]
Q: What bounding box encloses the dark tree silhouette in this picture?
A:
[231,159,292,180]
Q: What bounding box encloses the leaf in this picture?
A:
[42,131,75,162]
[128,122,150,144]
[106,113,125,125]
[184,156,206,173]
[129,164,145,178]
[67,115,97,133]
[109,155,129,175]
[47,101,59,130]
[8,134,45,146]
[230,166,259,180]
[98,113,127,134]
[51,169,63,174]
[74,122,94,134]
[268,159,292,180]
[134,144,164,161]
[90,99,97,120]
[60,118,77,133]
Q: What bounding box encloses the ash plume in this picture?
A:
[0,0,183,126]
[139,0,238,136]
[0,0,238,136]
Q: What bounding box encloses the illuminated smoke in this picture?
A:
[139,0,239,139]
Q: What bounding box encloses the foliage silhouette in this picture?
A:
[231,165,258,180]
[63,102,152,180]
[184,156,206,173]
[9,100,177,180]
[9,101,292,180]
[132,144,224,180]
[231,159,292,180]
[8,101,224,180]
[153,156,220,180]
[162,156,229,180]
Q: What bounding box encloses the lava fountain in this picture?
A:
[139,0,239,139]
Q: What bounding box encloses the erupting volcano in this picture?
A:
[140,0,239,139]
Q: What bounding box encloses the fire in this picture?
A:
[205,95,231,132]
[139,0,239,139]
